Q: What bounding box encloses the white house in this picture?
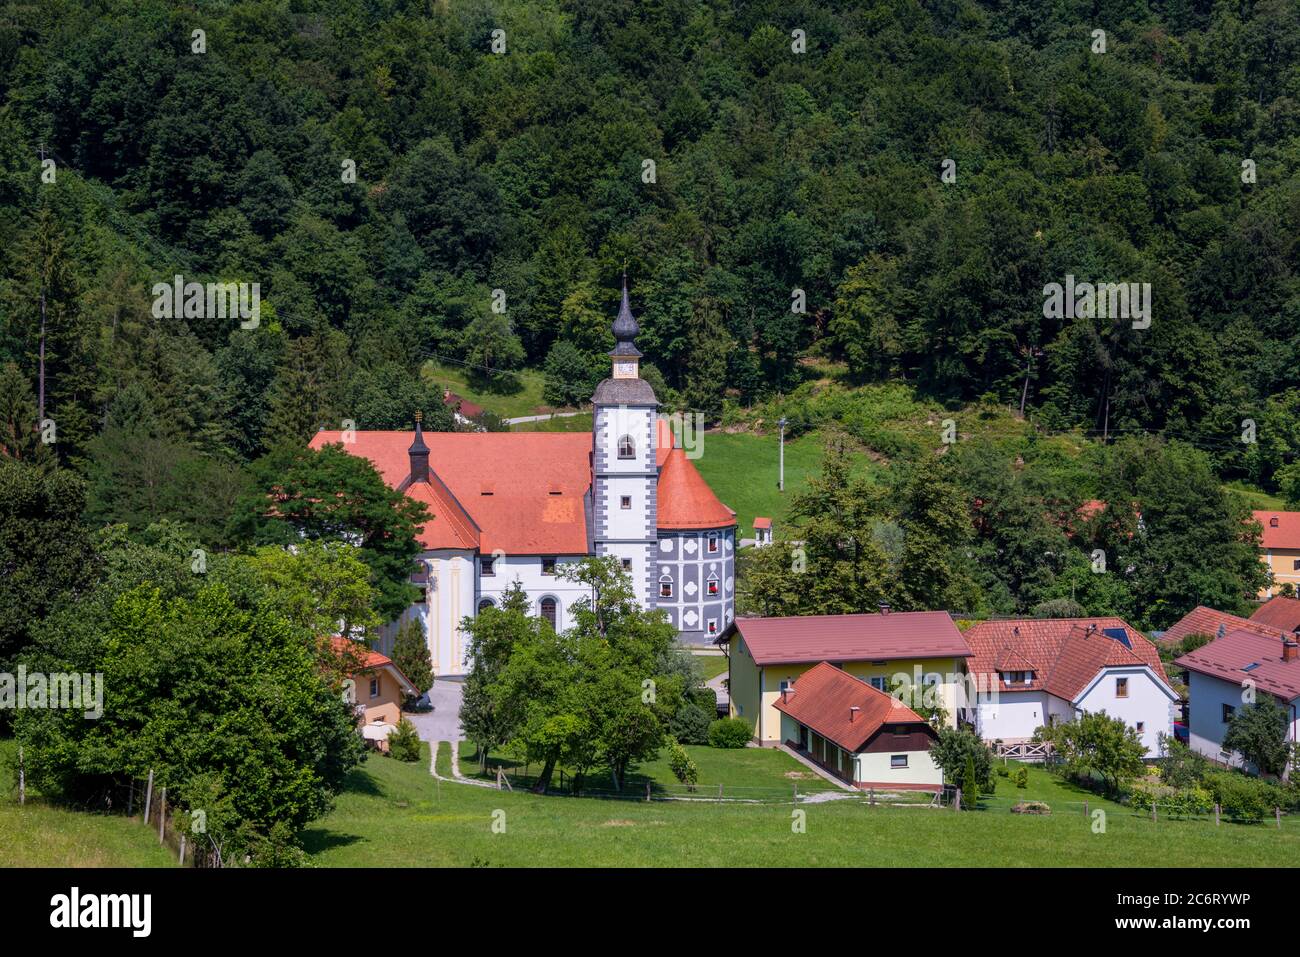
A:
[309,279,737,680]
[963,617,1178,757]
[1176,628,1300,772]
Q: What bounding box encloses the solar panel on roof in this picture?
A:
[1243,662,1261,672]
[1102,627,1132,648]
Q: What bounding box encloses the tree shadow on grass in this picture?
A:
[299,829,363,854]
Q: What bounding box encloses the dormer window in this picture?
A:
[618,435,635,459]
[1271,516,1280,527]
[1001,670,1033,686]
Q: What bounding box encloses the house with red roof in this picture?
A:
[1176,630,1300,772]
[774,662,944,791]
[1250,595,1300,632]
[717,610,973,745]
[1160,605,1287,648]
[333,638,419,753]
[1252,510,1300,598]
[310,280,736,676]
[963,617,1177,757]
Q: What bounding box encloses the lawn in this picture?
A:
[420,359,563,420]
[693,652,727,681]
[0,740,175,868]
[689,430,872,533]
[301,744,1300,867]
[456,741,839,796]
[1224,482,1285,510]
[510,412,594,432]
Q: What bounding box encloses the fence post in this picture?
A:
[1083,800,1088,818]
[1151,802,1156,823]
[793,784,798,804]
[955,788,962,812]
[717,783,723,803]
[16,746,23,806]
[143,770,154,825]
[1214,803,1220,825]
[158,787,166,843]
[869,788,875,806]
[126,779,133,818]
[179,835,187,866]
[1276,806,1282,829]
[645,782,651,803]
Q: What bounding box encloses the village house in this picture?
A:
[716,610,972,745]
[774,662,944,791]
[311,280,736,676]
[1249,594,1300,632]
[1252,510,1300,598]
[1160,604,1289,648]
[963,617,1177,757]
[335,640,419,753]
[1175,629,1300,772]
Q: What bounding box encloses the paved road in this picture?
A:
[503,411,587,425]
[406,678,465,744]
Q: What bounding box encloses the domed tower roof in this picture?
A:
[610,272,642,358]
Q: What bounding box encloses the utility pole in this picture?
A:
[1018,346,1043,418]
[777,417,788,491]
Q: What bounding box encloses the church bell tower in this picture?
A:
[591,275,658,609]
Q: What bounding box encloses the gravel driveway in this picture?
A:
[404,678,464,744]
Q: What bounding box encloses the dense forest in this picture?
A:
[0,0,1297,598]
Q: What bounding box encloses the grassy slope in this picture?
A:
[303,745,1300,867]
[0,741,175,868]
[690,431,843,533]
[420,359,558,420]
[457,742,839,794]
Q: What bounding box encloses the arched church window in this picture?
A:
[478,598,494,613]
[618,435,635,459]
[659,576,674,599]
[540,596,558,629]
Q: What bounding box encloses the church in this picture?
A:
[309,281,737,677]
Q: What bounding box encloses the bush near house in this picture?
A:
[668,703,712,746]
[388,719,422,763]
[708,718,752,749]
[1203,771,1289,823]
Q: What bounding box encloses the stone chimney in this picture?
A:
[1284,637,1298,663]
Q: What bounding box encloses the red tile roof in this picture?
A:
[311,431,592,554]
[330,638,419,695]
[1160,605,1286,647]
[753,517,772,529]
[963,617,1173,702]
[309,425,735,554]
[656,446,736,530]
[773,662,933,753]
[1176,630,1300,701]
[1253,510,1300,550]
[442,390,484,420]
[724,611,971,665]
[1250,596,1300,632]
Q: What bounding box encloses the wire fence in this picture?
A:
[81,771,224,867]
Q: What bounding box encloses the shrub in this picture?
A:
[667,741,699,790]
[388,718,422,762]
[1204,770,1286,822]
[996,765,1010,777]
[1014,767,1028,789]
[708,717,752,749]
[689,685,718,715]
[668,702,711,746]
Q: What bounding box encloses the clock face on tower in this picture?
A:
[614,360,638,379]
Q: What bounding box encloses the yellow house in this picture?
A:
[717,610,973,745]
[1254,511,1300,598]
